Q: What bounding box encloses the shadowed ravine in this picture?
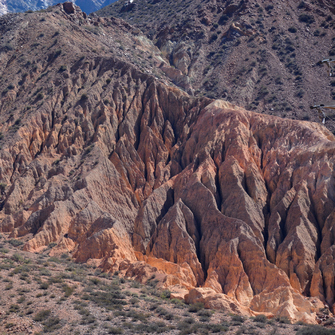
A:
[1,3,335,324]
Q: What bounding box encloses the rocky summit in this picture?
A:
[1,0,335,328]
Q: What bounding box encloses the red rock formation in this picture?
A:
[1,4,335,323]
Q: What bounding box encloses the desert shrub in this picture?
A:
[48,256,60,264]
[155,306,169,316]
[36,92,44,100]
[80,314,96,325]
[40,282,49,290]
[188,302,204,313]
[129,280,140,288]
[43,317,62,332]
[298,1,306,8]
[329,48,335,56]
[0,182,6,192]
[126,310,148,322]
[107,327,123,334]
[299,14,315,24]
[59,65,67,72]
[275,77,283,85]
[5,282,13,290]
[296,89,305,98]
[219,14,229,25]
[2,43,13,51]
[12,253,24,262]
[63,285,75,297]
[17,296,25,304]
[8,239,24,247]
[9,304,19,313]
[177,320,193,331]
[129,297,139,305]
[197,309,212,318]
[80,93,88,101]
[48,275,63,284]
[86,289,127,310]
[54,49,61,58]
[253,314,267,323]
[183,317,195,324]
[40,268,51,276]
[275,316,291,324]
[160,289,171,299]
[90,277,100,285]
[231,314,245,323]
[34,309,51,321]
[149,303,158,311]
[296,325,335,335]
[210,33,218,43]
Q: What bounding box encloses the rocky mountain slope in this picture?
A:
[0,0,116,16]
[1,1,335,325]
[97,0,335,132]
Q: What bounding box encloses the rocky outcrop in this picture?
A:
[185,287,249,315]
[1,3,335,323]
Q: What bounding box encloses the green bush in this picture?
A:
[8,239,24,247]
[12,253,24,262]
[160,289,171,299]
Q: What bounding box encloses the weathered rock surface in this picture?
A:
[1,3,335,323]
[98,0,335,133]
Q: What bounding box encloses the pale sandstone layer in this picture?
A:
[0,3,335,323]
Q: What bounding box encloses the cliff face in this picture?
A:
[1,3,335,323]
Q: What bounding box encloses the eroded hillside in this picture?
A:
[1,2,335,325]
[98,0,335,131]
